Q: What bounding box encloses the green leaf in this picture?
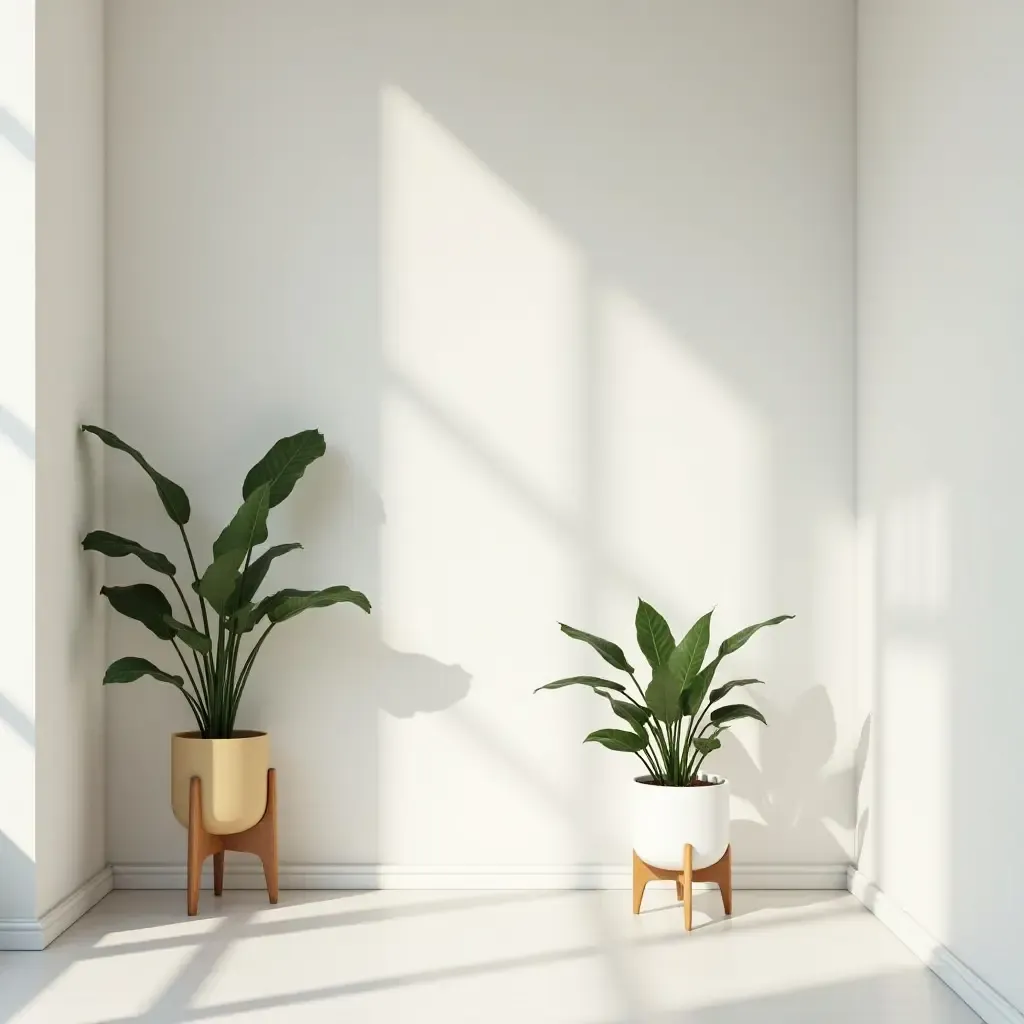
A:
[82,425,190,525]
[242,429,326,508]
[635,599,675,670]
[232,542,302,609]
[692,736,722,756]
[534,675,627,695]
[600,693,651,737]
[103,656,184,687]
[82,531,176,575]
[163,615,212,655]
[558,623,634,674]
[212,484,271,561]
[668,610,713,684]
[710,702,768,727]
[583,728,648,753]
[100,584,174,640]
[231,602,258,633]
[266,585,372,622]
[197,550,245,615]
[708,678,764,705]
[718,614,794,657]
[646,664,684,723]
[681,655,721,716]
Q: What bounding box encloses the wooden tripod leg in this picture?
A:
[213,852,225,897]
[187,777,219,917]
[719,844,733,916]
[632,850,654,914]
[218,769,278,906]
[682,843,694,932]
[262,768,278,904]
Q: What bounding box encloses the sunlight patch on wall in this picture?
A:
[881,483,950,613]
[380,84,584,520]
[596,286,766,613]
[0,0,37,879]
[378,85,591,862]
[878,636,950,932]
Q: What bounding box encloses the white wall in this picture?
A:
[105,0,856,876]
[857,0,1024,1013]
[0,0,105,937]
[34,0,106,917]
[0,0,38,922]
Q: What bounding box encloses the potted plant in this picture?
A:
[82,426,370,837]
[536,601,791,921]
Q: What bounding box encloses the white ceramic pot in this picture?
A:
[631,773,730,870]
[171,731,270,835]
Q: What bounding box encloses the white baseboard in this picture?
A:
[0,866,113,951]
[848,868,1023,1024]
[112,860,848,891]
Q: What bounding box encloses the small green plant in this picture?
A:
[82,426,370,738]
[536,602,792,786]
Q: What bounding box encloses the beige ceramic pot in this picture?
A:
[171,731,270,835]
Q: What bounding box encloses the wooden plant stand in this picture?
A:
[632,844,732,931]
[187,768,279,916]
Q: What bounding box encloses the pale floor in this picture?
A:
[0,888,980,1023]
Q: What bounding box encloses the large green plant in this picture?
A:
[82,426,370,738]
[536,602,792,786]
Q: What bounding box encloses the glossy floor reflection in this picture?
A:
[0,888,979,1023]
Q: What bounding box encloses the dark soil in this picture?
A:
[636,776,722,788]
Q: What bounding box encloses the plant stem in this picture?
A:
[169,636,206,723]
[229,623,275,725]
[177,524,217,718]
[170,576,207,690]
[214,617,227,736]
[634,748,660,781]
[628,670,673,776]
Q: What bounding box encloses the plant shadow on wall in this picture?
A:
[720,692,869,866]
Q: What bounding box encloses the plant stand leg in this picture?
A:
[187,777,220,917]
[682,844,694,932]
[715,844,733,916]
[221,768,279,905]
[186,769,278,916]
[213,852,225,897]
[632,850,655,914]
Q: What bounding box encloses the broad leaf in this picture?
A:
[635,599,675,670]
[559,623,634,674]
[710,702,768,727]
[534,675,627,695]
[82,425,190,524]
[82,531,175,575]
[231,602,258,633]
[232,542,302,609]
[197,550,245,615]
[708,678,764,705]
[718,614,794,657]
[212,484,271,561]
[668,610,712,684]
[646,664,684,723]
[101,584,174,640]
[681,655,721,716]
[600,694,651,737]
[266,585,372,622]
[163,615,212,655]
[583,728,648,753]
[692,736,722,756]
[103,656,184,687]
[242,429,326,508]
